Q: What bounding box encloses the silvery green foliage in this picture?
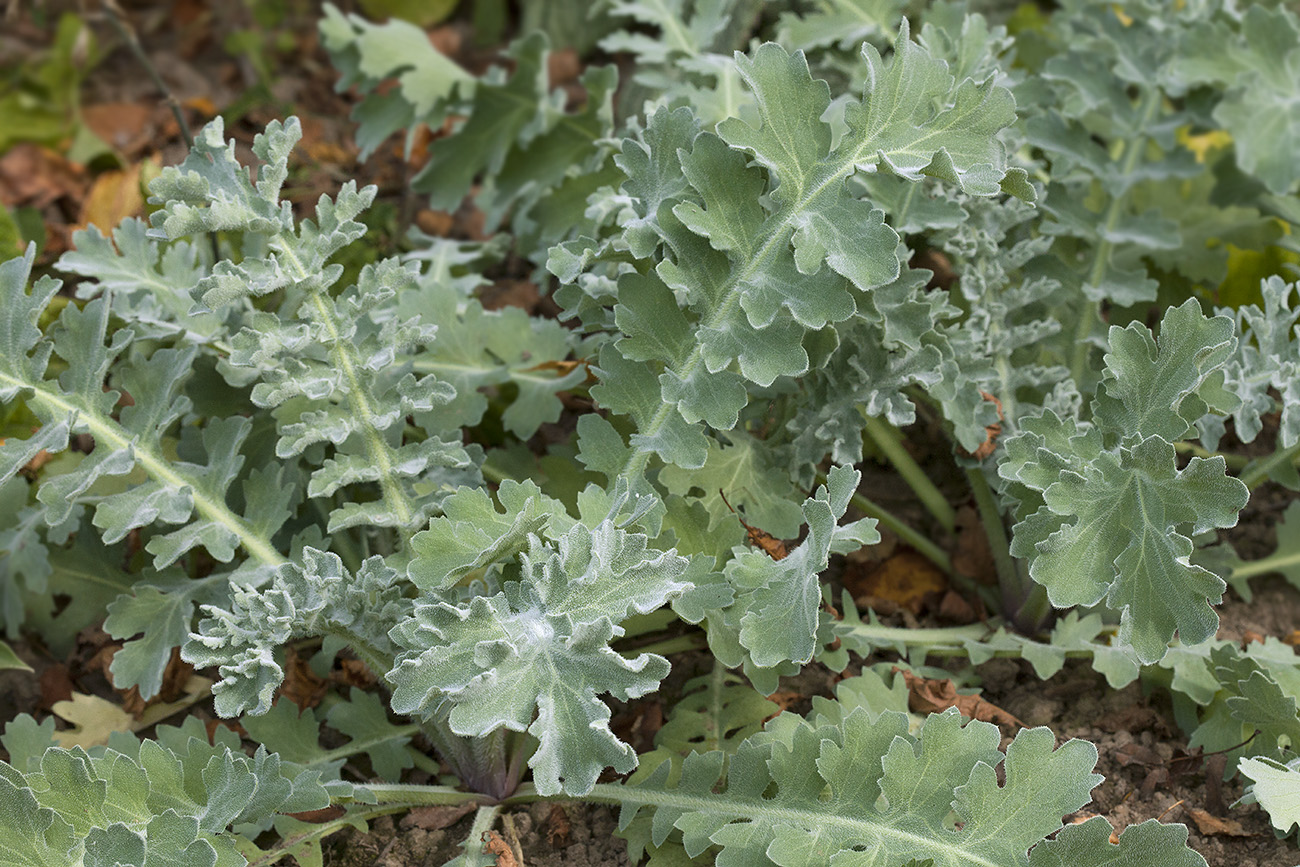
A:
[0,245,295,698]
[1169,3,1300,195]
[776,0,905,52]
[1020,0,1290,370]
[318,4,471,159]
[601,0,760,127]
[0,714,344,867]
[148,117,471,535]
[184,549,408,717]
[929,193,1070,451]
[58,219,220,346]
[1186,645,1300,773]
[398,238,590,439]
[708,466,879,691]
[1203,277,1300,452]
[554,22,1031,482]
[1,1,1295,862]
[618,699,1202,866]
[1240,755,1300,837]
[1000,301,1248,663]
[239,688,415,784]
[0,248,286,572]
[1022,0,1201,315]
[389,517,692,795]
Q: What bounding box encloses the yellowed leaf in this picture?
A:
[78,163,145,234]
[51,693,134,749]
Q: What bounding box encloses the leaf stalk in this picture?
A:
[860,412,956,534]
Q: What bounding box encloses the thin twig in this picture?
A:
[100,0,194,149]
[100,0,221,265]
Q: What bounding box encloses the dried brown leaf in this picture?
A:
[894,667,1025,730]
[846,550,947,614]
[1186,807,1253,837]
[482,830,519,867]
[545,804,571,847]
[280,647,328,710]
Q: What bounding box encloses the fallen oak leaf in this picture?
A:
[77,162,147,234]
[892,666,1025,731]
[50,693,134,749]
[846,549,947,614]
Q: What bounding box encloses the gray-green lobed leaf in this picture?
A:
[388,519,691,795]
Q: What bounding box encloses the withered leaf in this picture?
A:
[893,667,1024,730]
[1186,807,1254,838]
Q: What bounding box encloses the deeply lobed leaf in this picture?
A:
[1000,301,1249,662]
[389,519,692,795]
[616,699,1204,866]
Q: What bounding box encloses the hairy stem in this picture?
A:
[270,236,424,533]
[1174,441,1251,469]
[0,372,287,570]
[362,784,488,806]
[417,718,528,801]
[1068,87,1163,386]
[458,803,504,866]
[966,466,1042,628]
[861,412,955,534]
[1240,441,1300,490]
[1228,544,1300,583]
[621,632,708,657]
[835,481,953,575]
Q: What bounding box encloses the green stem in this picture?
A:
[0,370,286,570]
[479,460,512,486]
[1241,441,1300,490]
[270,234,424,533]
[407,744,443,776]
[1068,88,1163,386]
[1011,584,1052,634]
[861,413,955,534]
[837,616,1107,663]
[577,782,1009,867]
[1174,441,1251,469]
[829,478,952,575]
[622,632,708,657]
[965,467,1046,627]
[458,803,503,866]
[1229,546,1300,583]
[361,783,488,806]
